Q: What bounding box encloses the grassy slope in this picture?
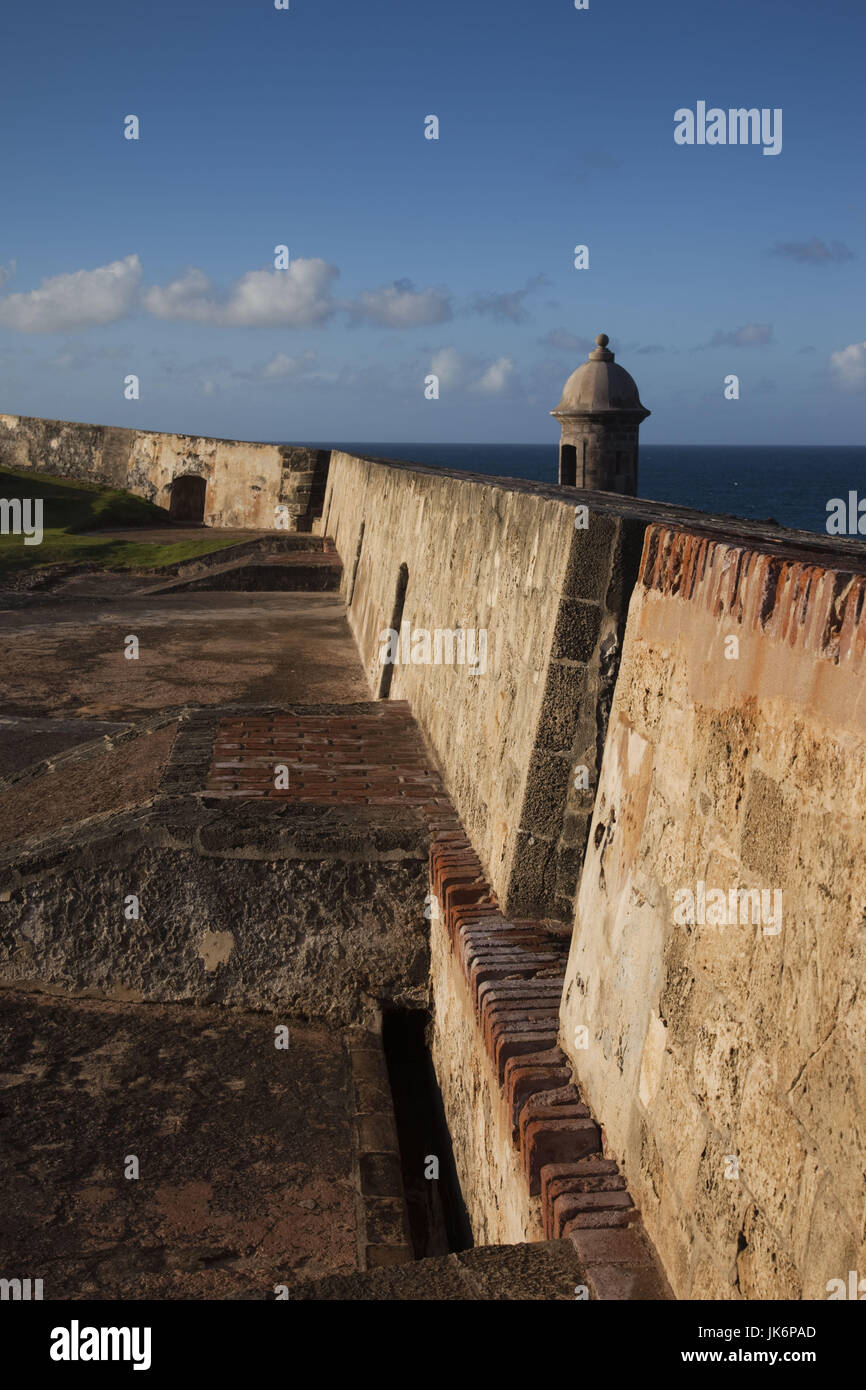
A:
[0,467,239,575]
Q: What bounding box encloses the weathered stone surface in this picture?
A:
[0,414,327,531]
[0,800,431,1027]
[0,991,365,1299]
[561,523,866,1300]
[0,715,128,781]
[0,591,369,720]
[429,898,544,1246]
[0,722,176,847]
[288,1239,585,1300]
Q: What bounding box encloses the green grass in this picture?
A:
[0,467,239,576]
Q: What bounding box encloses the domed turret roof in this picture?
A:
[552,334,650,417]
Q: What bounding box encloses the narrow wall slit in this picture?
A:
[378,562,408,699]
[381,1008,472,1258]
[347,521,365,606]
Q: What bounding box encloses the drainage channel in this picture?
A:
[382,1008,473,1258]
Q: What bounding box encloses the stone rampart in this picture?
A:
[560,524,866,1298]
[0,413,327,529]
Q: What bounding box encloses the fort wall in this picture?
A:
[0,413,327,530]
[324,449,576,912]
[560,525,866,1298]
[323,450,651,917]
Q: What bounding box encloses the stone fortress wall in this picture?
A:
[560,526,866,1298]
[5,394,865,1299]
[0,412,327,530]
[324,454,866,1300]
[322,449,639,920]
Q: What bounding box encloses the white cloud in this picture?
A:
[0,260,15,289]
[0,252,462,338]
[0,254,142,331]
[350,278,452,328]
[143,258,339,327]
[473,356,516,395]
[428,348,518,396]
[37,341,131,372]
[829,341,866,391]
[430,346,465,388]
[707,323,773,348]
[471,275,548,324]
[259,351,318,380]
[539,328,593,353]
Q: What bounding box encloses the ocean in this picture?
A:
[318,444,866,538]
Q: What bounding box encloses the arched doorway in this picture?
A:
[559,444,577,487]
[169,475,207,524]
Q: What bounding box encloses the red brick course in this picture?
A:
[428,833,671,1299]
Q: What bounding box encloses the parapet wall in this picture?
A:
[0,413,327,529]
[324,449,866,927]
[323,450,646,917]
[560,525,866,1299]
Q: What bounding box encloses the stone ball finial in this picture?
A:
[589,333,614,363]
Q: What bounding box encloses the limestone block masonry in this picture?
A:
[561,524,866,1299]
[0,414,328,530]
[323,450,649,919]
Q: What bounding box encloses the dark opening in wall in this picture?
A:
[347,521,365,607]
[378,562,408,699]
[560,444,577,487]
[381,1008,473,1258]
[169,474,207,524]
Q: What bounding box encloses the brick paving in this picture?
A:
[203,702,461,834]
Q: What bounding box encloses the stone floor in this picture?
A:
[0,564,420,1299]
[0,591,368,719]
[0,720,175,846]
[0,714,128,781]
[0,991,360,1300]
[290,1239,587,1300]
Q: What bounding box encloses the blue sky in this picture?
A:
[1,0,864,445]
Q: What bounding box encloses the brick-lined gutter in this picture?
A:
[430,836,673,1300]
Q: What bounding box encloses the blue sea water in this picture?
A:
[321,443,866,538]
